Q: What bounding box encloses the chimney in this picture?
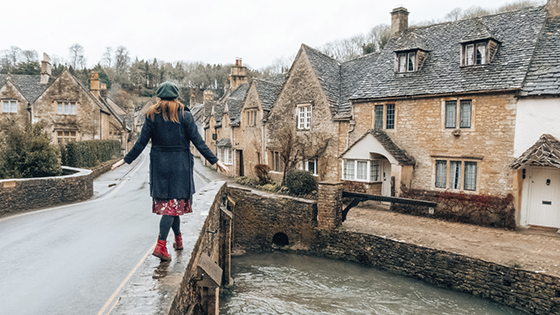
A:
[40,53,52,84]
[204,90,213,103]
[100,83,107,100]
[228,58,247,91]
[90,71,100,97]
[391,7,409,37]
[548,0,560,17]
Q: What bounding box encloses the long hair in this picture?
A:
[146,100,184,123]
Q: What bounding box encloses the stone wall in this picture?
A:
[314,232,560,315]
[0,158,118,217]
[393,188,516,229]
[228,185,317,252]
[231,186,560,315]
[0,166,93,217]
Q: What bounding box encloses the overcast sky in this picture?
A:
[1,0,547,70]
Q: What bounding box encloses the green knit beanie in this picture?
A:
[156,81,179,100]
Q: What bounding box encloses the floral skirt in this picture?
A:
[152,198,192,216]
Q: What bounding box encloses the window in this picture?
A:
[343,159,383,182]
[57,131,77,144]
[247,109,257,127]
[2,100,17,113]
[462,41,490,66]
[372,104,396,130]
[434,159,477,191]
[397,52,417,73]
[218,147,232,164]
[57,101,76,115]
[271,151,282,172]
[445,100,472,129]
[300,159,318,176]
[374,105,383,130]
[297,105,312,130]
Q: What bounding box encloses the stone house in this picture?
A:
[0,54,130,151]
[510,4,560,229]
[342,3,560,229]
[265,44,378,183]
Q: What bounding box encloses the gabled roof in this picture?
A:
[223,83,249,127]
[216,138,232,147]
[520,16,560,96]
[394,32,429,51]
[303,44,341,109]
[339,129,415,165]
[352,6,546,100]
[511,134,560,169]
[460,19,498,43]
[0,74,54,103]
[254,78,283,112]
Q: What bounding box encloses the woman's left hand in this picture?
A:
[216,161,230,174]
[111,159,125,171]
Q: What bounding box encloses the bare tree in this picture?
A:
[114,46,131,83]
[21,50,38,62]
[101,47,112,68]
[444,8,463,21]
[68,43,86,69]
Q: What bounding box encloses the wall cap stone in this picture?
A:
[0,166,92,184]
[318,181,344,186]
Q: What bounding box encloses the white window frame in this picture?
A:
[433,159,478,192]
[300,158,318,176]
[2,100,17,113]
[57,101,77,115]
[462,41,488,66]
[297,104,312,130]
[343,159,383,183]
[218,147,233,165]
[397,51,417,73]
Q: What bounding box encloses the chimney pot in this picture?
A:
[391,7,409,37]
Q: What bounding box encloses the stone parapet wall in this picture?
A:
[392,188,516,229]
[0,158,120,218]
[314,231,560,315]
[228,185,317,252]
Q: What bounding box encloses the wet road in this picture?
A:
[0,151,208,315]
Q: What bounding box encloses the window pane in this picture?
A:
[357,161,367,180]
[408,52,416,72]
[445,101,457,128]
[2,101,9,113]
[435,160,447,188]
[10,101,17,112]
[308,159,317,175]
[399,54,406,72]
[466,44,474,66]
[345,160,355,180]
[374,105,383,130]
[305,106,311,129]
[464,162,477,191]
[476,43,486,65]
[57,102,63,114]
[370,160,379,182]
[460,100,472,128]
[449,161,462,189]
[64,103,69,114]
[386,104,395,129]
[70,103,76,115]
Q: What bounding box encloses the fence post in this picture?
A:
[317,181,343,231]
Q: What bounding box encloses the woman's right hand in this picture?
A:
[111,159,125,171]
[216,161,230,174]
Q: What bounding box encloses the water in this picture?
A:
[220,252,524,315]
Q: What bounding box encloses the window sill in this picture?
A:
[342,179,382,184]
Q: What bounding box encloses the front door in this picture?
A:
[528,167,560,228]
[381,160,391,197]
[237,150,244,177]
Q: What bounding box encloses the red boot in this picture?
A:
[173,234,183,250]
[153,239,171,260]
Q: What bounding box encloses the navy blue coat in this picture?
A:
[124,109,218,200]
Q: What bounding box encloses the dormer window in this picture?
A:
[461,41,491,66]
[397,51,416,72]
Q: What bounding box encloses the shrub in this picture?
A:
[285,170,317,196]
[254,164,271,185]
[262,183,280,193]
[61,140,121,168]
[236,176,259,187]
[0,121,62,179]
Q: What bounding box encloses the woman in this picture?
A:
[112,81,229,260]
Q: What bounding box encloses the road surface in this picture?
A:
[0,151,208,315]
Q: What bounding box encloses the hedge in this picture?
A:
[60,140,121,168]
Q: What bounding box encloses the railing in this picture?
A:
[341,191,437,221]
